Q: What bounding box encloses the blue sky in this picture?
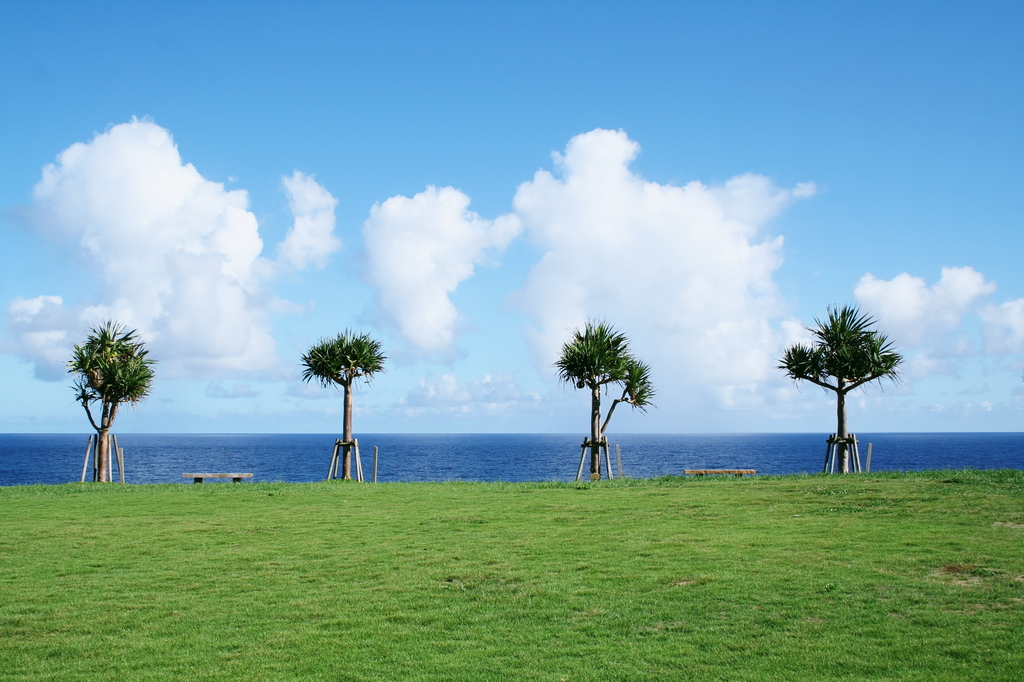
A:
[1,1,1022,434]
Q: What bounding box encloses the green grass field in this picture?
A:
[2,470,1022,680]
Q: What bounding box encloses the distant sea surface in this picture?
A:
[2,433,1023,486]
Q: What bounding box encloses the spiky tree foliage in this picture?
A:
[301,331,386,480]
[555,320,654,478]
[601,357,655,435]
[68,321,156,482]
[779,305,902,473]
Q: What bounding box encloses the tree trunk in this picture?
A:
[836,385,849,474]
[96,400,118,482]
[342,381,353,480]
[600,397,622,438]
[590,386,602,477]
[96,428,110,482]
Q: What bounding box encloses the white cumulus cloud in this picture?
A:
[511,128,815,408]
[854,266,995,346]
[5,295,77,380]
[278,170,341,270]
[363,186,520,358]
[9,118,340,379]
[981,299,1024,354]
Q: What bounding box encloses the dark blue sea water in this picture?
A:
[1,432,1022,486]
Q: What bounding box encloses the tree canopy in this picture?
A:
[301,331,386,390]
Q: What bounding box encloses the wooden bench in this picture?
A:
[685,469,756,477]
[183,473,253,483]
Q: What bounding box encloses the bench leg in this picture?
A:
[193,477,203,484]
[232,477,242,483]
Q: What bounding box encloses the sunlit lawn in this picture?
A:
[1,470,1022,680]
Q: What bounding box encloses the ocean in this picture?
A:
[1,432,1023,486]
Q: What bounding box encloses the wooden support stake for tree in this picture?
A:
[327,440,341,480]
[575,441,588,482]
[354,439,364,482]
[577,439,613,481]
[603,438,614,480]
[81,435,94,483]
[615,444,623,478]
[866,442,873,473]
[373,446,379,483]
[110,437,114,483]
[113,434,124,484]
[825,434,863,474]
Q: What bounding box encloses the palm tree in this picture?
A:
[779,305,902,473]
[555,320,654,478]
[301,331,386,480]
[68,321,156,482]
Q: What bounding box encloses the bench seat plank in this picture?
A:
[183,473,253,483]
[684,469,756,476]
